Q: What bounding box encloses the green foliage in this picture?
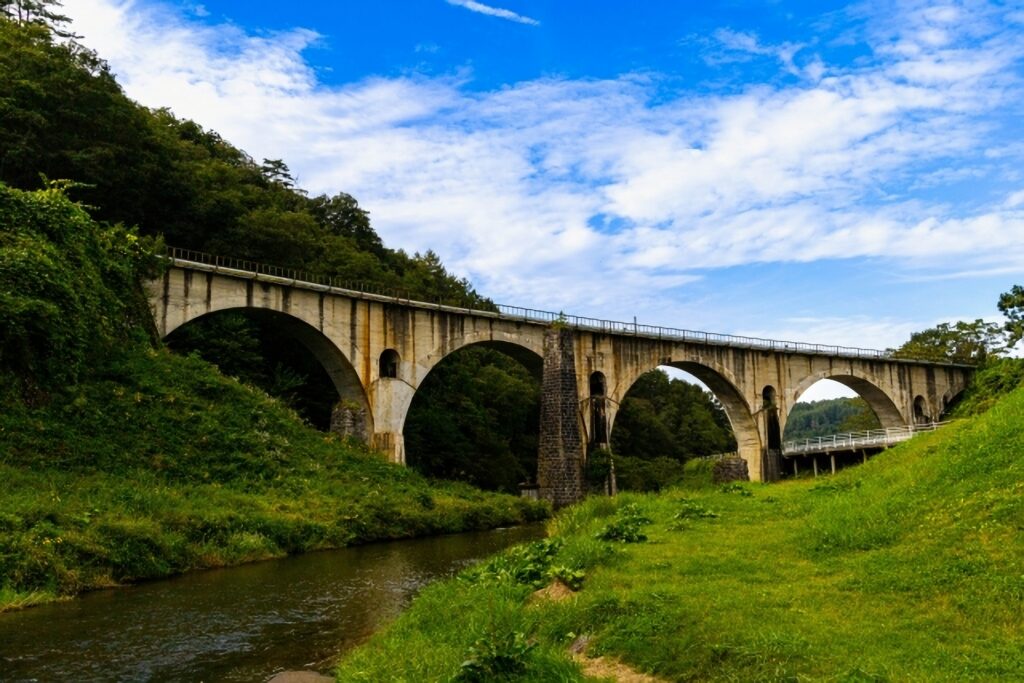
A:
[719,482,752,497]
[583,447,613,489]
[0,1,74,36]
[783,397,881,441]
[670,499,719,524]
[949,357,1024,417]
[997,284,1024,349]
[334,573,583,682]
[680,457,716,488]
[548,565,586,591]
[611,370,736,473]
[462,538,563,588]
[612,454,686,492]
[405,346,540,493]
[456,629,536,682]
[595,503,651,543]
[0,182,157,392]
[890,319,1004,364]
[166,311,338,428]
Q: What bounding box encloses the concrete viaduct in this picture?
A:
[147,252,973,506]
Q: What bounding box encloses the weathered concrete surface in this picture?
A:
[148,261,973,494]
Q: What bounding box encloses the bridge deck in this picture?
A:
[164,248,969,367]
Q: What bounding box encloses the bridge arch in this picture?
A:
[608,358,761,479]
[940,388,966,418]
[397,339,545,491]
[164,307,373,436]
[389,339,544,434]
[791,370,905,429]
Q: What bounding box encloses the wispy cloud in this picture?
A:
[445,0,539,26]
[61,0,1024,346]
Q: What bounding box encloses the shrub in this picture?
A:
[595,503,651,543]
[455,630,536,681]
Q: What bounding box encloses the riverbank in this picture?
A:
[334,384,1024,681]
[0,346,548,613]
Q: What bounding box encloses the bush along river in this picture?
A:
[0,524,546,682]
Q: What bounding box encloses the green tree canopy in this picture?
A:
[997,284,1024,350]
[1,0,74,36]
[611,369,736,463]
[890,319,1004,364]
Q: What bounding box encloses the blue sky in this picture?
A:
[63,0,1024,369]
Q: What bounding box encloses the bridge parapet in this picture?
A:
[783,422,951,456]
[162,248,971,365]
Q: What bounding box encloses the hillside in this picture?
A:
[0,183,546,612]
[335,380,1024,681]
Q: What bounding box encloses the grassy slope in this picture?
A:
[336,385,1024,682]
[0,348,548,612]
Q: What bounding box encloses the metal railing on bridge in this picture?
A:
[782,422,950,456]
[161,247,960,363]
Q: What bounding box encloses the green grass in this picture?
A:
[335,385,1024,682]
[0,347,548,611]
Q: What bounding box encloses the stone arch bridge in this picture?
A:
[147,253,973,506]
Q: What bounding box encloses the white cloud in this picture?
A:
[445,0,539,26]
[1005,189,1024,208]
[60,0,1024,338]
[708,28,811,78]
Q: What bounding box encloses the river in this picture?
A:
[0,524,545,682]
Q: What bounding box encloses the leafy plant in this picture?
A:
[455,629,536,681]
[595,503,651,543]
[719,482,753,497]
[547,565,585,591]
[461,538,563,588]
[669,499,719,530]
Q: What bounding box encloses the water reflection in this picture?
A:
[0,525,544,682]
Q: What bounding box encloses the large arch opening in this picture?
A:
[402,341,542,493]
[608,364,741,491]
[783,376,901,476]
[164,308,370,434]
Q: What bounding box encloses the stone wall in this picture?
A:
[537,328,585,507]
[330,401,368,443]
[713,455,750,483]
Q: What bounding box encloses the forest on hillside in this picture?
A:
[782,397,881,442]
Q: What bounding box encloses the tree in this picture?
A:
[1,0,76,37]
[404,347,540,493]
[891,320,1004,364]
[259,158,297,190]
[309,192,384,257]
[611,369,737,465]
[997,285,1024,350]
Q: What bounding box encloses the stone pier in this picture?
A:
[537,328,586,507]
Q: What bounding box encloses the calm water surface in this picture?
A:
[0,524,545,682]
